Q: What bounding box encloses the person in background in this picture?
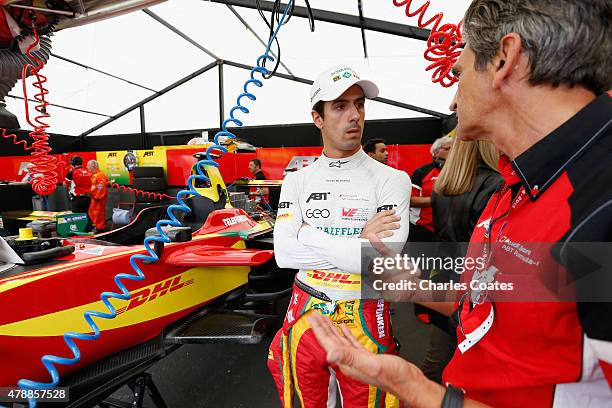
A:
[432,139,502,245]
[87,160,108,233]
[21,163,49,210]
[420,138,502,383]
[363,138,389,164]
[248,158,269,199]
[63,156,91,215]
[20,163,34,183]
[249,158,267,180]
[409,135,453,331]
[409,135,453,242]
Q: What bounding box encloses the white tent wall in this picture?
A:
[367,98,428,120]
[5,96,105,137]
[223,5,368,79]
[215,4,453,116]
[141,69,220,133]
[364,0,469,26]
[222,63,311,126]
[51,8,217,90]
[149,0,265,65]
[3,0,473,137]
[89,109,143,136]
[44,58,151,115]
[365,30,457,114]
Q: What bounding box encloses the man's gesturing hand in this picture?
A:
[307,312,445,408]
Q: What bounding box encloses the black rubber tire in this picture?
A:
[133,177,167,192]
[132,166,165,179]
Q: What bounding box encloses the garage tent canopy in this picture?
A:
[7,0,471,137]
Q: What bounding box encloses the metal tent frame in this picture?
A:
[38,1,450,139]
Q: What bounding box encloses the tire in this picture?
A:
[133,177,166,192]
[132,166,165,179]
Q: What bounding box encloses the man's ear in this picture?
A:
[311,110,323,130]
[492,33,523,89]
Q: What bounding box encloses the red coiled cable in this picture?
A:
[21,27,58,196]
[1,128,32,151]
[392,0,463,87]
[110,183,176,201]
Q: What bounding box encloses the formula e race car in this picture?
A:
[0,163,293,407]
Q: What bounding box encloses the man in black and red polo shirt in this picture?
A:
[307,0,612,407]
[409,135,453,242]
[63,155,91,214]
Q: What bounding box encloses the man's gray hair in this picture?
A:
[430,136,453,156]
[87,159,100,170]
[463,0,612,94]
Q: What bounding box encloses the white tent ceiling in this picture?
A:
[6,0,471,137]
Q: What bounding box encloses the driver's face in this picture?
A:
[312,85,366,156]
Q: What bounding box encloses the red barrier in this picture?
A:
[165,149,256,186]
[0,152,96,184]
[0,145,432,187]
[255,145,432,179]
[256,146,323,180]
[391,144,433,176]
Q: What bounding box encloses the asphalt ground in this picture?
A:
[108,303,429,408]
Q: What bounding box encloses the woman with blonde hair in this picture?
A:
[432,138,501,242]
[419,137,503,384]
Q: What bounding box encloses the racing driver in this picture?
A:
[268,65,412,407]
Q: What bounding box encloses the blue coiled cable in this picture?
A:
[17,1,295,406]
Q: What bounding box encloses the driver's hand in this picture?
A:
[359,210,401,239]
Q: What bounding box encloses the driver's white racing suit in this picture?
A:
[268,149,411,407]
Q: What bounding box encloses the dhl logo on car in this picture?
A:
[117,275,193,315]
[0,266,250,337]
